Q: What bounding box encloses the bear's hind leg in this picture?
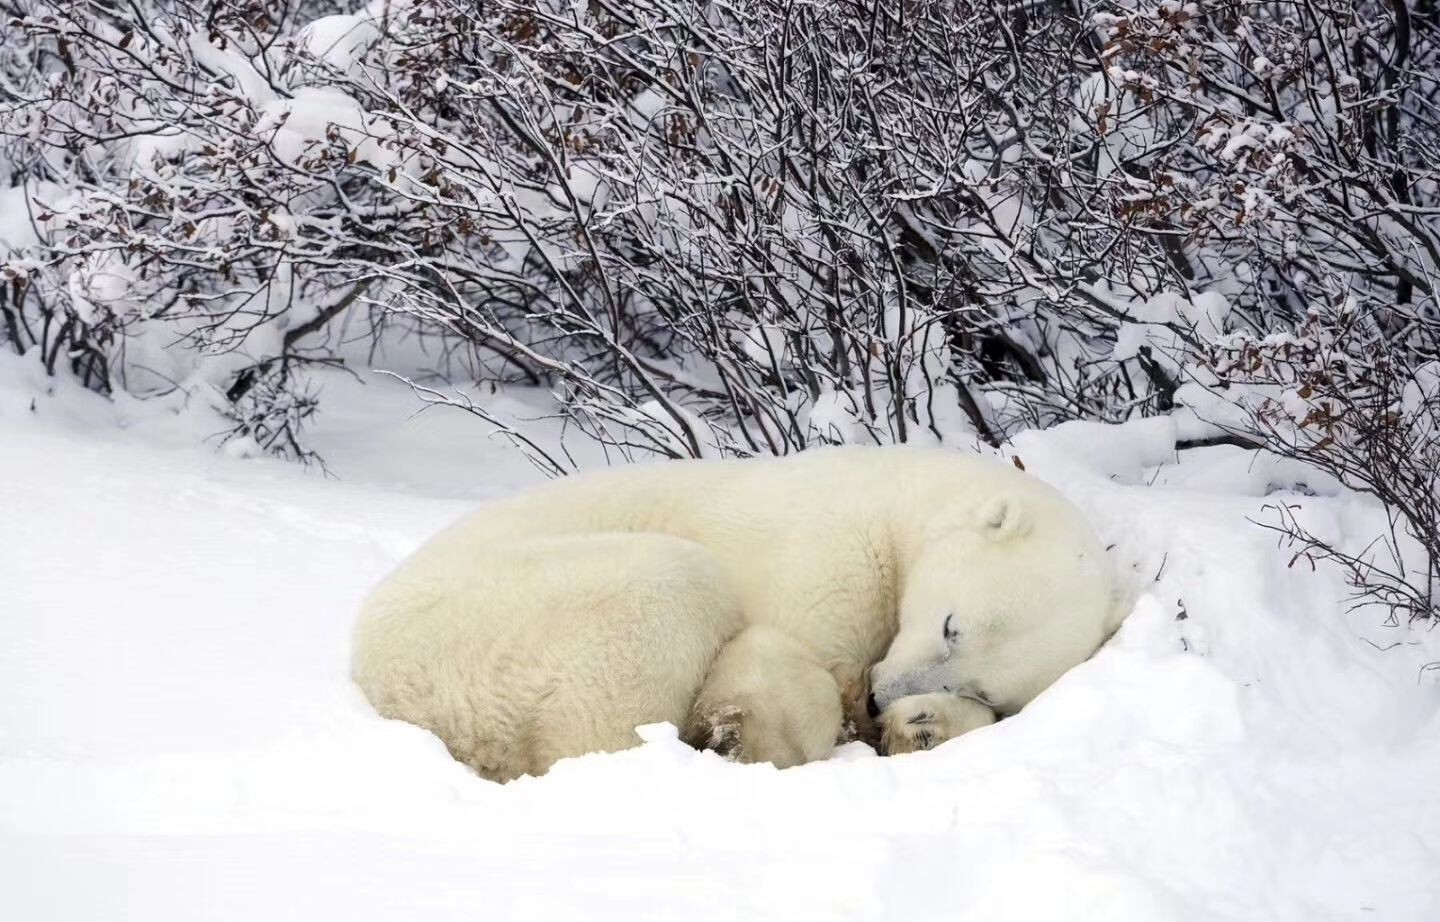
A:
[521,535,745,777]
[684,625,844,769]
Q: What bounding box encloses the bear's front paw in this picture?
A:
[879,704,943,756]
[878,693,996,756]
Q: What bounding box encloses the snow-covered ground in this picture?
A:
[3,360,1439,921]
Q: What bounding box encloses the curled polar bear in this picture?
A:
[353,446,1120,781]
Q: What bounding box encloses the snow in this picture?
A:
[187,31,277,107]
[3,362,1440,921]
[254,87,393,171]
[301,15,382,77]
[0,185,50,251]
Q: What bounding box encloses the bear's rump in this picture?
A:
[353,533,743,780]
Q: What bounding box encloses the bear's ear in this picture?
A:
[975,496,1030,541]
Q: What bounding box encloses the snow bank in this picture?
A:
[2,368,1439,921]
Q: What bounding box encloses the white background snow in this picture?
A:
[2,357,1439,921]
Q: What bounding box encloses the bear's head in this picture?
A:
[869,491,1119,718]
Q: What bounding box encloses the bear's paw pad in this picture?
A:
[695,704,748,761]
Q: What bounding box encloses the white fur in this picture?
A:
[352,446,1117,781]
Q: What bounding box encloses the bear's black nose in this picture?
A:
[866,693,881,720]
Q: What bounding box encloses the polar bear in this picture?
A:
[352,446,1119,781]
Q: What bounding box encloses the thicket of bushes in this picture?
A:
[3,0,1437,615]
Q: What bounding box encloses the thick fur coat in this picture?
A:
[353,447,1118,781]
